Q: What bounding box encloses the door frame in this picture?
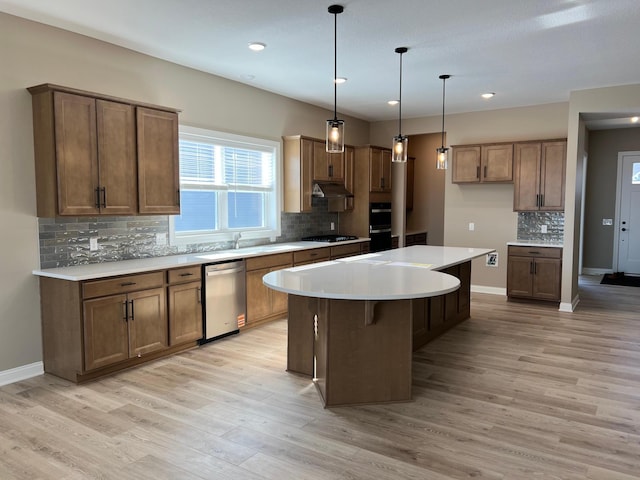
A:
[612,151,640,272]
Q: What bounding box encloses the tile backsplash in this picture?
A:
[517,211,564,243]
[39,198,338,268]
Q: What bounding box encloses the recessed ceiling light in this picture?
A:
[481,92,495,99]
[248,42,266,52]
[631,116,639,123]
[334,77,347,84]
[388,100,399,106]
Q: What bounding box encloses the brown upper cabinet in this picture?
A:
[513,140,566,211]
[28,84,180,217]
[369,146,392,193]
[452,143,513,183]
[283,135,352,213]
[312,140,344,182]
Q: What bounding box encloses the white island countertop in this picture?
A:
[263,245,495,301]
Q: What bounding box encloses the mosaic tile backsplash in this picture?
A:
[39,198,338,268]
[517,211,564,243]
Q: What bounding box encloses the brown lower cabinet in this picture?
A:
[507,245,562,301]
[411,261,471,350]
[40,268,202,383]
[245,252,294,328]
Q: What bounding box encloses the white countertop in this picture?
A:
[32,239,368,281]
[507,241,563,248]
[263,245,495,300]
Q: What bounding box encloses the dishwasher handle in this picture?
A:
[206,266,245,276]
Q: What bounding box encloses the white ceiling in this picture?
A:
[3,0,640,126]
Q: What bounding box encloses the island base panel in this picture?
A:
[288,295,413,407]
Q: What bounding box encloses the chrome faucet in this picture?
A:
[233,232,242,249]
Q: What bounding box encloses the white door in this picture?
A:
[617,153,640,275]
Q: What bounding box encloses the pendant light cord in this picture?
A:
[398,51,403,136]
[333,9,338,122]
[441,76,446,148]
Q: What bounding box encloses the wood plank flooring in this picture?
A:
[2,275,640,479]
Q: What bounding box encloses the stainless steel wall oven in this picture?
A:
[369,202,392,252]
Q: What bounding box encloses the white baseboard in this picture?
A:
[582,268,613,275]
[471,285,506,296]
[559,294,580,312]
[0,362,44,387]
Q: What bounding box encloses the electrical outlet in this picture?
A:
[602,218,613,226]
[156,232,167,246]
[89,237,98,251]
[468,222,475,231]
[486,252,498,267]
[330,222,335,231]
[541,225,548,233]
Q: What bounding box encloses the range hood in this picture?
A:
[312,181,354,198]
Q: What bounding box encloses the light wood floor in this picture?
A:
[1,276,639,479]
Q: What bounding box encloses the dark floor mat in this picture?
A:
[601,273,640,287]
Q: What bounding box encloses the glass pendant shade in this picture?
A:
[392,134,408,163]
[436,147,448,170]
[326,119,345,153]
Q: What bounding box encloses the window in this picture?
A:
[170,126,281,245]
[633,162,640,184]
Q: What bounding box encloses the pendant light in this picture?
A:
[436,74,451,170]
[392,47,408,163]
[326,5,345,153]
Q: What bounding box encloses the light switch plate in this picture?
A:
[602,218,613,226]
[469,222,475,231]
[89,237,98,251]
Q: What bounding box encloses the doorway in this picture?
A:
[614,151,640,275]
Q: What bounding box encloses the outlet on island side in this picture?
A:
[486,252,498,267]
[330,222,335,231]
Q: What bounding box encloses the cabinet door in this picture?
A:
[513,143,542,211]
[369,148,383,192]
[270,266,289,316]
[481,144,513,182]
[168,281,203,345]
[53,92,100,215]
[381,149,392,193]
[328,150,345,182]
[137,108,180,214]
[452,146,481,183]
[507,256,534,297]
[369,148,391,192]
[532,258,561,301]
[83,294,129,371]
[539,141,566,211]
[128,287,168,358]
[96,100,137,215]
[246,267,272,323]
[312,140,331,181]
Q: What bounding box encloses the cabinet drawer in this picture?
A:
[167,266,202,284]
[508,246,562,259]
[294,248,330,264]
[82,271,164,299]
[246,252,293,271]
[330,243,362,259]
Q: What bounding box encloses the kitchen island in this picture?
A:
[263,245,494,407]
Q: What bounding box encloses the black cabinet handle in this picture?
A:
[179,272,194,277]
[540,194,544,207]
[530,261,534,275]
[101,187,107,208]
[329,164,333,177]
[123,300,128,321]
[95,187,101,209]
[476,166,480,179]
[120,281,136,286]
[197,287,202,304]
[129,300,134,321]
[483,165,487,178]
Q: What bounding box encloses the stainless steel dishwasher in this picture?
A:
[201,259,246,343]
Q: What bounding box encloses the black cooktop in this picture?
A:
[301,234,358,243]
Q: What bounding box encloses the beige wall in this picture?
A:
[371,103,570,289]
[0,13,370,374]
[584,128,640,270]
